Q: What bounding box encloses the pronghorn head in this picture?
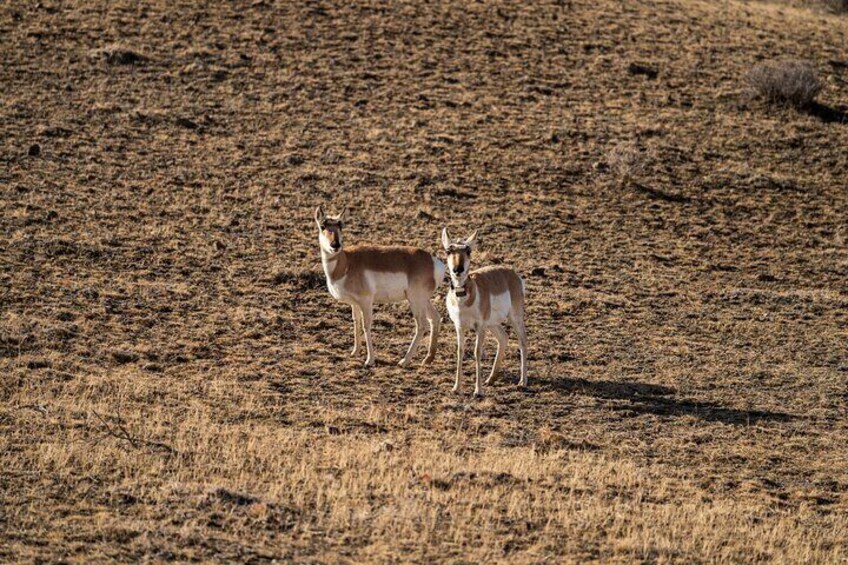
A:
[315,205,348,255]
[441,227,478,289]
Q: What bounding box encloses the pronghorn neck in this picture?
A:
[452,276,475,304]
[321,247,348,280]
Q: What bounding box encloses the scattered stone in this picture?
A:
[373,441,395,454]
[91,45,147,65]
[27,359,51,370]
[628,62,658,79]
[175,117,199,130]
[28,143,40,156]
[112,350,139,364]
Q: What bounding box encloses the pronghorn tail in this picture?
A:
[433,256,447,290]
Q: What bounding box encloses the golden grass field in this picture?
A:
[2,0,848,562]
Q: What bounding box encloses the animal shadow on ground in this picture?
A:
[806,102,848,124]
[546,377,796,425]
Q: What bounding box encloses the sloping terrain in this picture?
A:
[2,0,848,562]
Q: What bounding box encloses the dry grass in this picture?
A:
[4,369,847,562]
[3,0,848,562]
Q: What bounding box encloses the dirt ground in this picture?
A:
[2,0,848,562]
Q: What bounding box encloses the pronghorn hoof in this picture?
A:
[452,385,459,393]
[364,359,376,367]
[351,349,360,357]
[473,389,482,397]
[398,358,411,368]
[484,378,494,385]
[421,356,435,366]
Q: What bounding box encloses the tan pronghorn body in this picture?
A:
[316,206,446,367]
[442,228,527,396]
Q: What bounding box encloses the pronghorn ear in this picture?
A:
[339,207,349,225]
[315,206,326,227]
[441,228,451,251]
[465,230,479,249]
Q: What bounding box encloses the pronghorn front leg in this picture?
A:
[473,328,485,396]
[351,305,362,357]
[360,299,376,367]
[485,325,508,385]
[453,324,464,392]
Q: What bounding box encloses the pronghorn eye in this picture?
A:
[319,223,327,230]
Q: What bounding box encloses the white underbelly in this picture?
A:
[369,271,408,304]
[488,290,512,324]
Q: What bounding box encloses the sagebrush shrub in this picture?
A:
[824,0,848,14]
[746,59,822,108]
[606,141,646,186]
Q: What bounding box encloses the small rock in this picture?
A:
[175,117,198,129]
[112,351,139,364]
[530,267,547,277]
[92,45,147,65]
[28,143,41,156]
[373,441,395,454]
[627,62,658,79]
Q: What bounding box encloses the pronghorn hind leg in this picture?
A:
[399,300,425,368]
[422,300,440,365]
[351,305,363,357]
[361,299,376,367]
[510,314,528,386]
[485,325,508,385]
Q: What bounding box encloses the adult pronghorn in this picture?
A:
[442,228,527,396]
[315,206,446,367]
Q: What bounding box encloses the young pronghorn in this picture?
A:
[442,228,527,396]
[315,206,446,367]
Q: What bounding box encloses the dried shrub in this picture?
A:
[606,141,646,186]
[823,0,848,14]
[746,59,822,108]
[89,45,147,65]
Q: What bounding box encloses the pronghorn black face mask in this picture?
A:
[441,227,478,291]
[315,205,348,254]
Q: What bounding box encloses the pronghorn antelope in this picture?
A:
[315,206,446,367]
[442,228,527,396]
